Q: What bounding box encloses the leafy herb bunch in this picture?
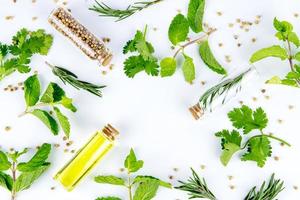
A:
[0,28,53,81]
[20,74,77,137]
[215,105,290,167]
[0,143,52,200]
[250,18,300,87]
[161,0,227,83]
[94,148,172,200]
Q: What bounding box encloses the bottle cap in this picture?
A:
[189,103,204,120]
[102,124,119,140]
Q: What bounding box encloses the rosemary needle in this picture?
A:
[46,61,106,97]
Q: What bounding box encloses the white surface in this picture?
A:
[0,0,300,199]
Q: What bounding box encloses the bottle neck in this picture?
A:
[102,124,119,141]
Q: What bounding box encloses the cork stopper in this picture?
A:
[102,124,119,140]
[189,103,204,120]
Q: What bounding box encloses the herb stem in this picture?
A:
[286,40,300,85]
[11,161,17,200]
[18,103,54,117]
[128,176,133,200]
[173,28,216,58]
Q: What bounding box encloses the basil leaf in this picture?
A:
[24,74,40,107]
[168,14,190,45]
[31,109,59,135]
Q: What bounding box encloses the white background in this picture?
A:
[1,0,300,199]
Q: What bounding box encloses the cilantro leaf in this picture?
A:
[124,55,146,78]
[168,14,190,45]
[123,40,137,54]
[228,105,268,134]
[24,74,41,107]
[134,30,156,62]
[124,148,144,173]
[144,60,159,76]
[187,0,205,33]
[133,179,160,200]
[242,136,272,167]
[250,45,288,63]
[94,175,126,186]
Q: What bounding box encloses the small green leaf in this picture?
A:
[168,14,190,45]
[182,55,195,84]
[124,148,144,173]
[199,41,227,75]
[294,52,300,61]
[94,175,126,186]
[96,197,122,200]
[266,76,282,84]
[134,30,157,62]
[133,176,172,188]
[24,74,40,107]
[54,107,70,138]
[187,0,205,33]
[60,96,77,112]
[287,32,300,47]
[0,172,13,191]
[0,151,11,171]
[273,18,293,33]
[220,143,240,166]
[40,82,65,103]
[250,45,288,63]
[160,57,177,77]
[133,179,160,200]
[31,109,59,135]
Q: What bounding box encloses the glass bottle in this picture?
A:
[48,7,113,66]
[54,124,119,191]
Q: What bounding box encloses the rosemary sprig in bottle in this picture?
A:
[46,62,106,97]
[175,168,217,200]
[244,173,284,200]
[89,0,164,21]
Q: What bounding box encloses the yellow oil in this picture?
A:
[54,131,114,191]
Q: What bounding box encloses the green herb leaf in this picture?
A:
[53,107,70,138]
[133,176,172,188]
[31,109,59,135]
[24,74,40,107]
[250,45,288,63]
[160,57,177,77]
[187,0,205,33]
[7,149,28,163]
[17,143,51,172]
[0,151,11,171]
[273,18,293,33]
[96,197,122,200]
[294,52,300,61]
[134,30,156,62]
[94,175,126,186]
[124,148,144,173]
[215,130,242,166]
[199,41,227,75]
[287,32,300,47]
[123,40,137,54]
[182,54,195,84]
[168,14,190,45]
[60,96,77,112]
[228,105,268,134]
[133,179,160,200]
[0,172,13,191]
[124,55,159,78]
[242,136,272,167]
[40,82,65,103]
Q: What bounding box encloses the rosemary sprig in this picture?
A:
[46,62,105,97]
[244,173,284,200]
[175,168,217,200]
[89,0,164,21]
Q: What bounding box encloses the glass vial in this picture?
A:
[189,67,259,120]
[48,7,113,66]
[54,124,119,191]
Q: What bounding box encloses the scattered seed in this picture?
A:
[63,136,68,141]
[71,149,76,153]
[119,168,125,172]
[173,168,179,172]
[171,46,175,50]
[288,105,294,110]
[293,185,298,190]
[228,23,234,28]
[233,35,239,40]
[277,119,283,124]
[228,175,234,180]
[50,186,55,190]
[261,89,266,93]
[109,64,114,70]
[218,43,223,47]
[239,101,244,105]
[201,81,206,85]
[274,156,280,161]
[264,95,270,100]
[168,175,174,180]
[236,18,241,23]
[5,16,14,20]
[62,1,68,5]
[251,38,257,43]
[64,149,69,153]
[252,97,257,101]
[32,16,38,21]
[229,185,235,190]
[153,27,158,31]
[32,0,36,3]
[54,144,60,148]
[294,13,299,18]
[102,71,107,75]
[237,43,242,47]
[4,126,11,131]
[200,165,206,170]
[216,11,222,16]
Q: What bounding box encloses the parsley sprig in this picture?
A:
[0,28,53,81]
[215,105,290,167]
[94,148,171,200]
[250,18,300,87]
[0,144,51,200]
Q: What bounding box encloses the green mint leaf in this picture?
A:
[187,0,205,33]
[94,175,126,186]
[160,57,177,77]
[0,172,13,191]
[0,151,11,171]
[287,32,300,47]
[13,165,50,192]
[96,197,122,200]
[241,136,272,167]
[133,176,172,189]
[286,71,300,80]
[124,148,144,173]
[53,107,70,138]
[24,74,41,107]
[228,105,268,134]
[182,54,195,84]
[133,179,160,200]
[40,82,65,103]
[134,30,156,62]
[124,55,146,78]
[273,18,293,33]
[215,130,242,166]
[199,41,227,75]
[7,149,29,163]
[123,40,137,54]
[294,52,300,61]
[60,96,77,112]
[250,45,288,63]
[17,143,51,172]
[168,14,190,45]
[31,109,59,135]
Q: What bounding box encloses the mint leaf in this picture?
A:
[60,96,77,112]
[287,32,300,47]
[228,105,268,134]
[242,136,272,167]
[17,143,51,172]
[54,107,70,138]
[294,52,300,61]
[199,41,227,75]
[168,14,190,45]
[0,172,13,191]
[0,151,11,171]
[273,18,293,33]
[250,45,288,63]
[96,197,122,200]
[124,148,144,173]
[94,175,126,186]
[133,176,172,189]
[40,82,65,103]
[182,54,195,84]
[24,74,40,107]
[133,179,160,200]
[160,57,176,77]
[31,109,59,135]
[187,0,205,33]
